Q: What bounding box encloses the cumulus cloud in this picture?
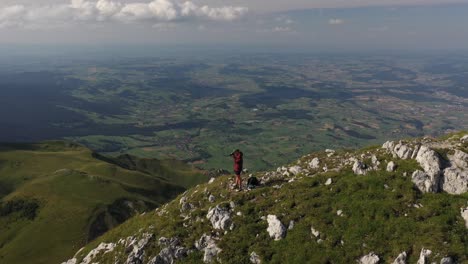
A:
[328,18,344,25]
[0,0,248,28]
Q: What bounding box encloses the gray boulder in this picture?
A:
[288,166,303,175]
[392,252,407,264]
[359,252,380,264]
[309,158,320,169]
[387,161,397,172]
[250,252,261,264]
[353,160,369,175]
[207,205,232,230]
[415,146,442,191]
[126,233,154,264]
[462,207,468,229]
[195,234,222,263]
[266,215,286,240]
[416,248,432,264]
[440,257,454,264]
[441,167,468,194]
[412,170,437,193]
[148,237,187,264]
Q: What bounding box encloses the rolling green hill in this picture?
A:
[66,132,467,264]
[0,141,209,264]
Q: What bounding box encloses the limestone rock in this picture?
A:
[392,252,407,264]
[325,178,332,186]
[415,146,442,191]
[461,135,468,143]
[416,248,432,264]
[309,158,320,169]
[449,150,468,169]
[195,234,222,263]
[387,161,396,172]
[208,195,216,203]
[250,252,261,264]
[79,242,116,264]
[289,166,303,175]
[440,257,454,264]
[359,252,380,264]
[266,215,286,240]
[126,233,154,264]
[310,226,320,238]
[207,205,232,230]
[462,207,468,229]
[412,170,437,193]
[148,237,187,264]
[441,167,468,194]
[352,160,369,175]
[61,259,77,264]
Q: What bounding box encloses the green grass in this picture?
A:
[0,141,209,264]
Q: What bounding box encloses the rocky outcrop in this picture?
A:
[72,242,116,264]
[288,166,303,176]
[195,234,221,263]
[207,205,232,230]
[392,252,407,264]
[309,158,320,169]
[416,248,432,264]
[412,170,437,193]
[147,237,187,264]
[266,215,286,240]
[359,252,379,264]
[352,159,369,175]
[125,233,154,264]
[441,167,468,194]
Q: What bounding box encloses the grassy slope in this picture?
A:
[74,133,467,264]
[0,141,208,264]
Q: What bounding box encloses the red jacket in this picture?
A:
[233,151,243,172]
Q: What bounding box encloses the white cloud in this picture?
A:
[273,26,291,32]
[328,18,344,25]
[0,0,248,29]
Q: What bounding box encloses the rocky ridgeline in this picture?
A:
[63,134,468,264]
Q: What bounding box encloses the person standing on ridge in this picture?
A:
[230,149,243,191]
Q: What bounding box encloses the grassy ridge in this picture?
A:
[0,141,208,264]
[72,134,468,264]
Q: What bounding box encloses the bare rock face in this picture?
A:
[359,252,380,264]
[392,252,407,264]
[266,215,286,240]
[207,205,232,230]
[416,248,432,264]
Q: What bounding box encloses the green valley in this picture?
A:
[0,141,208,264]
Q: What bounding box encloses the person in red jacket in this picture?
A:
[230,149,243,190]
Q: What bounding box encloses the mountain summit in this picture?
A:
[65,133,468,264]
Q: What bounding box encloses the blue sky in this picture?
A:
[0,1,467,51]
